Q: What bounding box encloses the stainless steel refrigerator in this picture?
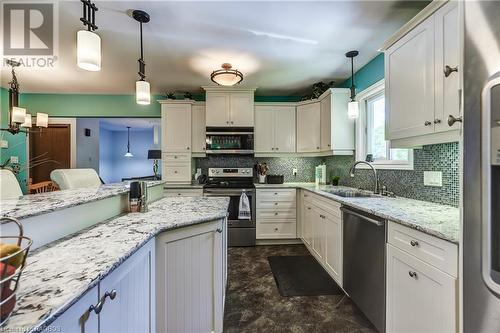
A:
[463,1,500,331]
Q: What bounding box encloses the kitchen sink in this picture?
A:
[323,188,376,198]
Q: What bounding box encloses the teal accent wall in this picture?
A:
[0,87,28,192]
[337,53,384,92]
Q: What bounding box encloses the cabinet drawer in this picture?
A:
[256,221,297,239]
[305,191,341,219]
[163,162,191,182]
[257,209,296,220]
[164,189,203,197]
[257,189,296,202]
[388,221,458,277]
[257,200,296,210]
[162,152,190,162]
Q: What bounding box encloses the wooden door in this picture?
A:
[229,92,254,127]
[274,106,296,153]
[296,102,321,152]
[254,106,275,153]
[385,16,435,140]
[206,92,230,127]
[29,124,70,183]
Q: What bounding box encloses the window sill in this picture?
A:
[353,162,414,171]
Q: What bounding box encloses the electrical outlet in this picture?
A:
[0,140,8,149]
[424,171,442,187]
[10,156,19,164]
[292,168,298,176]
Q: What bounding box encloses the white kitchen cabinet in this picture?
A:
[164,188,203,197]
[161,102,192,152]
[297,102,321,152]
[203,87,256,127]
[311,206,325,259]
[320,96,332,151]
[323,210,343,285]
[302,199,313,246]
[191,103,206,154]
[255,105,296,154]
[156,219,225,333]
[256,188,297,239]
[320,89,354,154]
[99,240,155,333]
[386,244,457,333]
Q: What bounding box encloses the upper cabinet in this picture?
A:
[160,101,193,152]
[191,103,206,155]
[255,105,296,154]
[297,102,321,153]
[203,87,257,127]
[384,1,461,147]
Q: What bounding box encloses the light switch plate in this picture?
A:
[424,171,442,187]
[0,140,8,148]
[10,156,19,164]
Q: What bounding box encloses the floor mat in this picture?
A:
[268,255,344,297]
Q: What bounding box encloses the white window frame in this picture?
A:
[355,79,414,170]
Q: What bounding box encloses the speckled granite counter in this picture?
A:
[3,196,229,333]
[257,183,459,244]
[0,180,166,220]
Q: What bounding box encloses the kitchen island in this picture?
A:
[1,196,229,332]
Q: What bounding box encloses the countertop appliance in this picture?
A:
[203,168,256,246]
[342,206,385,333]
[205,127,254,155]
[464,2,500,331]
[129,181,148,213]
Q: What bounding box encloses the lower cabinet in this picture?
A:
[46,240,155,333]
[256,189,297,239]
[156,219,225,333]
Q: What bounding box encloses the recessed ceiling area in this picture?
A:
[0,1,429,96]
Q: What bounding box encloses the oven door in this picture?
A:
[203,189,256,228]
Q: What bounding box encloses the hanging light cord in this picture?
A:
[127,127,131,153]
[350,57,355,101]
[138,22,146,81]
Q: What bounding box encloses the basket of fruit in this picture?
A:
[0,217,32,326]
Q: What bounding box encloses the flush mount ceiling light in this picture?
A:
[124,126,133,157]
[133,10,151,105]
[77,0,101,71]
[346,50,359,120]
[210,63,243,86]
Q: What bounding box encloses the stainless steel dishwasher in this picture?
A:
[342,206,386,333]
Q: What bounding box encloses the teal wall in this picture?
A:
[337,53,384,92]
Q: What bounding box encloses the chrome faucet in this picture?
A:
[349,161,380,194]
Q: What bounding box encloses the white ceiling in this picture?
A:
[99,118,160,131]
[1,0,429,96]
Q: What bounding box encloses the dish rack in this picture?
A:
[0,217,32,327]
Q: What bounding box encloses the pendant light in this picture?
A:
[124,127,133,157]
[346,50,359,119]
[211,63,243,86]
[77,0,101,71]
[133,10,151,105]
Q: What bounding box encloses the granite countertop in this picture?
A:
[0,180,166,220]
[257,183,459,244]
[3,196,229,333]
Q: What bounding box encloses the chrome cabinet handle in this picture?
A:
[424,121,432,126]
[89,289,117,314]
[408,271,418,278]
[215,228,223,233]
[434,119,441,124]
[410,240,419,247]
[444,65,458,77]
[448,115,463,127]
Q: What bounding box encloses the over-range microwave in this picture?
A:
[205,127,254,154]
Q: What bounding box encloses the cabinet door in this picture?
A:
[162,104,192,152]
[44,287,99,333]
[320,96,332,151]
[156,221,224,333]
[434,1,461,133]
[254,106,275,153]
[206,92,230,127]
[311,207,325,259]
[302,202,313,246]
[385,16,435,140]
[230,92,254,127]
[324,211,343,286]
[297,103,321,152]
[274,106,296,153]
[386,244,457,333]
[191,104,206,153]
[99,240,155,333]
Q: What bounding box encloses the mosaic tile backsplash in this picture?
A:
[194,142,460,207]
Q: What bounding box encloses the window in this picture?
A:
[356,80,413,170]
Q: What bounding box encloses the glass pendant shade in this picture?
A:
[211,63,243,86]
[348,101,359,119]
[77,30,101,71]
[36,113,49,128]
[21,114,32,128]
[11,107,26,124]
[136,80,151,105]
[124,152,133,157]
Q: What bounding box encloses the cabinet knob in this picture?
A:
[230,121,234,124]
[187,147,190,150]
[274,212,278,216]
[444,65,458,77]
[327,144,331,147]
[434,119,441,124]
[447,115,463,127]
[316,146,320,149]
[174,156,177,159]
[410,240,419,247]
[307,207,311,210]
[276,147,279,151]
[274,192,278,195]
[424,121,432,126]
[174,171,178,174]
[274,228,278,231]
[408,271,418,278]
[274,202,278,205]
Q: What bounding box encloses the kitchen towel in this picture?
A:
[238,191,251,220]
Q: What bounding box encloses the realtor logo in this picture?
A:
[2,2,58,68]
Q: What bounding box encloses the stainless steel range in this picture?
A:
[203,168,256,246]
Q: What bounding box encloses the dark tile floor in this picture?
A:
[223,245,377,333]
